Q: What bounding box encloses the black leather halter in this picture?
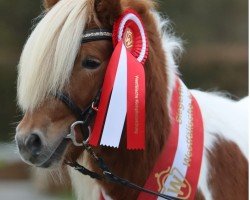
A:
[56,29,112,140]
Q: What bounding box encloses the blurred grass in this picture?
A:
[159,0,247,44]
[58,192,74,200]
[0,160,7,169]
[0,0,248,141]
[181,62,248,98]
[180,44,248,98]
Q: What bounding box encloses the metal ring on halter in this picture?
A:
[66,121,91,146]
[91,102,99,112]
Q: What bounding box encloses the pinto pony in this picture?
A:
[15,0,248,199]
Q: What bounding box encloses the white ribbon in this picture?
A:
[100,44,127,147]
[158,81,192,199]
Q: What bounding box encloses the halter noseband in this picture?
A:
[56,29,112,143]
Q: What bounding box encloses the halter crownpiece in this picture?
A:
[89,9,148,149]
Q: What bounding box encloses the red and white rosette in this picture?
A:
[89,9,148,150]
[112,9,148,64]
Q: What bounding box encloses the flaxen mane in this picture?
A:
[18,0,91,111]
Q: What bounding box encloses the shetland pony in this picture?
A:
[15,0,248,199]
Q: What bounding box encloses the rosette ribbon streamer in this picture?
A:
[89,9,148,149]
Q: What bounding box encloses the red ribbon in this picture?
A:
[126,50,145,149]
[89,9,148,150]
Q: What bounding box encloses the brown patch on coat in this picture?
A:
[194,189,205,200]
[207,136,248,200]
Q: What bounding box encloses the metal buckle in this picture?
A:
[91,102,99,112]
[65,121,91,146]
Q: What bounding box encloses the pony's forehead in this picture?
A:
[17,0,95,111]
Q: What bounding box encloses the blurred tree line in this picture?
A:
[0,0,248,141]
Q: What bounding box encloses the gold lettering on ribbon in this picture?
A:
[155,167,171,192]
[176,84,184,124]
[155,167,192,200]
[134,75,139,134]
[183,97,194,167]
[176,84,194,167]
[168,174,185,195]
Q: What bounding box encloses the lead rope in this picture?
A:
[66,143,180,200]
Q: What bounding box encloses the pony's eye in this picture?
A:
[82,57,101,69]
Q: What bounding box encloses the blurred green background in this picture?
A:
[0,0,248,142]
[0,0,248,199]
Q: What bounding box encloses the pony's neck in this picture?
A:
[70,8,180,200]
[90,11,176,200]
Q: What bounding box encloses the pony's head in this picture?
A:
[16,0,179,169]
[16,0,122,168]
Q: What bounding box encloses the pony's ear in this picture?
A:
[43,0,59,10]
[94,0,122,27]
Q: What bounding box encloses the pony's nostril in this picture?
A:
[25,133,42,157]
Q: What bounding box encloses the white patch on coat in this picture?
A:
[68,153,103,200]
[192,90,248,158]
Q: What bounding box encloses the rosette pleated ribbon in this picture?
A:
[89,9,148,150]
